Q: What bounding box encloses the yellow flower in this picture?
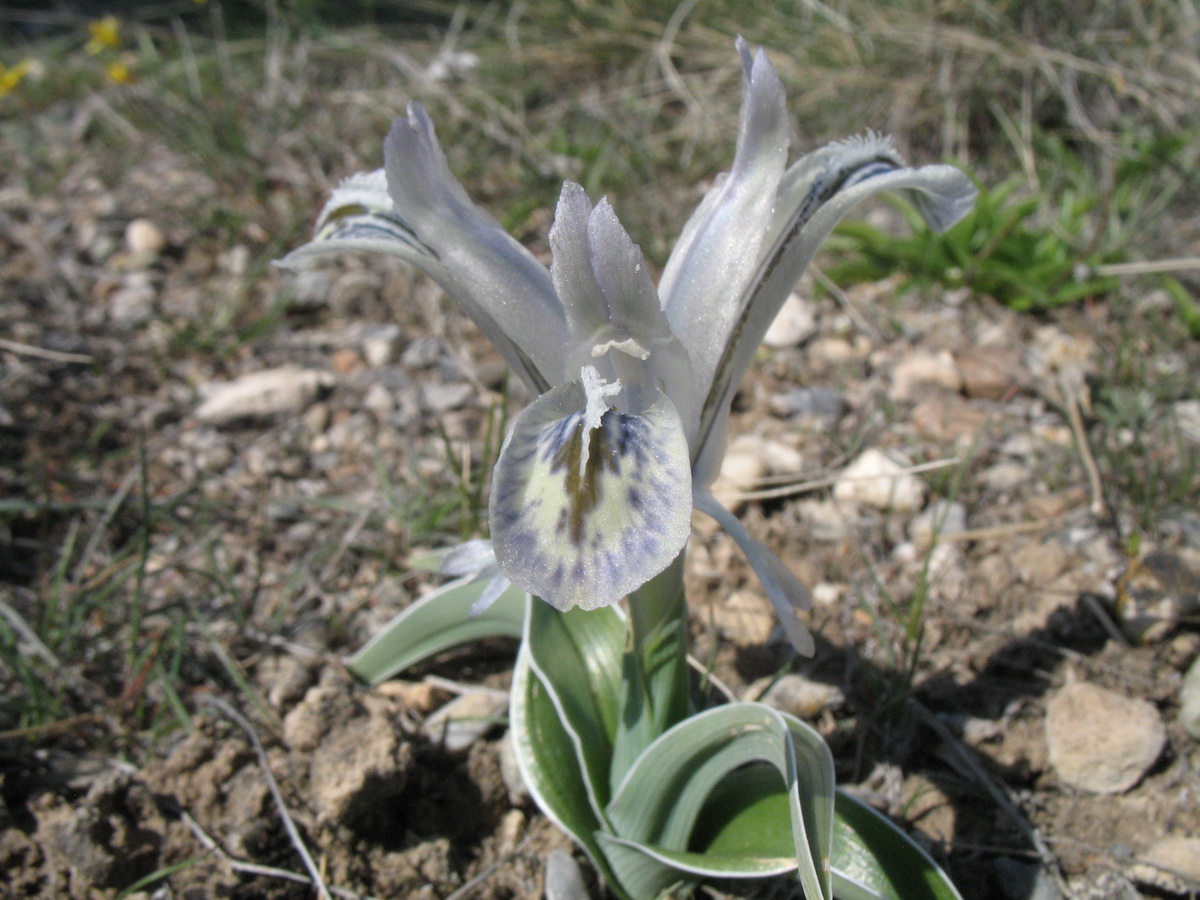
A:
[87,16,122,54]
[106,60,134,84]
[0,59,33,98]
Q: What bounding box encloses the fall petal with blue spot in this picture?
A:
[283,39,976,647]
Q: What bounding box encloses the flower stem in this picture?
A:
[629,551,692,721]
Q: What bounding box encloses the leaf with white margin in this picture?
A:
[524,597,625,809]
[347,576,525,685]
[831,789,964,900]
[511,614,630,899]
[602,702,835,900]
[490,378,691,612]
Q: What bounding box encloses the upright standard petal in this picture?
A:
[490,378,692,612]
[692,140,977,478]
[659,38,789,396]
[550,182,698,425]
[384,103,570,388]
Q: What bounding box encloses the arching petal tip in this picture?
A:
[694,492,815,656]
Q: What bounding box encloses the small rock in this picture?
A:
[993,858,1063,900]
[421,381,475,413]
[258,655,314,709]
[763,293,817,348]
[900,774,955,845]
[889,350,961,402]
[810,336,866,365]
[499,731,530,806]
[363,382,394,413]
[833,448,926,512]
[310,707,413,828]
[1045,681,1166,793]
[362,323,403,367]
[957,346,1021,400]
[980,461,1028,493]
[545,849,591,900]
[761,674,844,718]
[331,346,364,375]
[402,335,443,368]
[908,500,967,548]
[1175,399,1200,445]
[911,395,987,445]
[421,690,508,753]
[1179,655,1200,739]
[1069,868,1139,900]
[1129,836,1200,894]
[285,269,334,310]
[195,366,334,426]
[707,590,775,646]
[125,217,165,255]
[108,272,157,327]
[374,679,447,715]
[797,499,852,542]
[711,435,768,511]
[769,386,845,422]
[811,582,842,605]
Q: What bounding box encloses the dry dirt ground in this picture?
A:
[2,39,1200,900]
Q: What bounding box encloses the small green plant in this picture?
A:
[826,180,1120,311]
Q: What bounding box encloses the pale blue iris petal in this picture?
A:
[490,380,692,612]
[279,169,432,267]
[693,156,977,474]
[550,183,700,428]
[549,182,613,375]
[280,164,550,395]
[384,103,569,387]
[440,538,500,578]
[659,37,789,394]
[469,573,512,618]
[694,492,815,656]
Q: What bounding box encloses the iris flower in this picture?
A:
[283,39,975,652]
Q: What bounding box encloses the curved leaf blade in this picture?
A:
[605,703,835,900]
[511,623,629,900]
[347,577,525,684]
[832,790,964,900]
[525,598,626,807]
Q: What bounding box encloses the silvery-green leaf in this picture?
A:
[604,703,834,900]
[693,146,977,477]
[384,103,568,387]
[347,576,526,685]
[524,598,625,809]
[511,624,629,899]
[490,379,691,612]
[660,37,789,397]
[832,789,965,900]
[694,492,815,655]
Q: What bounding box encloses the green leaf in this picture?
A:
[831,790,964,900]
[604,703,835,900]
[347,577,525,684]
[511,629,630,899]
[525,598,625,808]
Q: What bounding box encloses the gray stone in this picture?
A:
[769,386,845,421]
[1179,654,1200,739]
[1045,681,1166,793]
[194,366,334,426]
[833,448,926,512]
[545,849,590,900]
